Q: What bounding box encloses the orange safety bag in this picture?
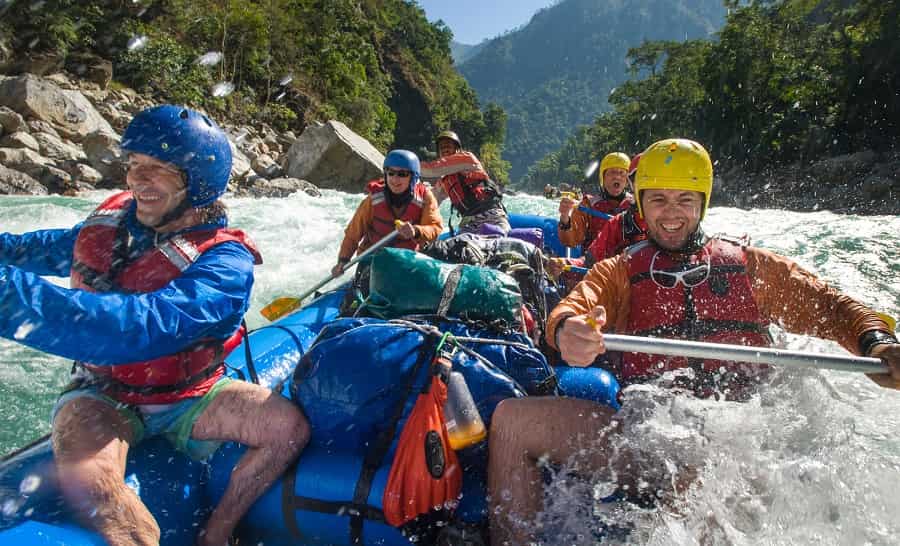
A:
[383,369,462,532]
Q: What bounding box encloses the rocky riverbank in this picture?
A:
[0,72,388,200]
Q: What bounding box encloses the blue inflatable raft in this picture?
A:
[0,215,612,546]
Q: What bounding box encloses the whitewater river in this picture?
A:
[1,190,898,545]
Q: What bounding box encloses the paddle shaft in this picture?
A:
[602,334,888,374]
[292,229,401,303]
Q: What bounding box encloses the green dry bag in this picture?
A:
[367,248,522,323]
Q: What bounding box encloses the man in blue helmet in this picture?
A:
[0,105,310,546]
[333,150,443,311]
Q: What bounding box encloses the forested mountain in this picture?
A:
[460,0,727,181]
[0,0,510,182]
[450,40,486,65]
[519,0,900,194]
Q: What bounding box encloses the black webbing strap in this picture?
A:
[241,319,260,384]
[348,337,437,543]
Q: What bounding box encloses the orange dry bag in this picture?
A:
[383,352,462,535]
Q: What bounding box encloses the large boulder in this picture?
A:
[33,132,86,162]
[0,147,54,171]
[283,120,383,192]
[227,138,253,182]
[0,131,40,151]
[243,177,320,198]
[0,106,28,134]
[0,164,48,195]
[0,74,116,142]
[82,130,125,184]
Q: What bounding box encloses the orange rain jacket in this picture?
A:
[546,245,891,357]
[337,186,443,262]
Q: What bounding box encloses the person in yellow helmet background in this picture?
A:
[487,138,900,545]
[557,151,634,251]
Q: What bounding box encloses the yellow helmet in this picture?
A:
[634,138,713,219]
[598,152,630,183]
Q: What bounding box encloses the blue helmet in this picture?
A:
[383,149,420,191]
[121,105,232,207]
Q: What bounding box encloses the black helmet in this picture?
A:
[436,130,462,150]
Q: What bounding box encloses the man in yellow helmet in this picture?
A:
[557,151,633,252]
[487,138,900,545]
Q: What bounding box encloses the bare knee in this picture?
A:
[280,404,310,460]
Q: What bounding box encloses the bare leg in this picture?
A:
[52,397,160,546]
[488,397,620,546]
[191,381,309,546]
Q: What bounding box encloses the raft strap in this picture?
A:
[240,319,260,384]
[436,266,464,317]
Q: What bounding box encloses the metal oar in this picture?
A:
[260,225,401,321]
[602,334,889,374]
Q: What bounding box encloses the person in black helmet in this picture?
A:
[421,130,510,235]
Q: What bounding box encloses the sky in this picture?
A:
[418,0,555,45]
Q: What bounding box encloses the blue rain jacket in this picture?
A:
[0,204,255,365]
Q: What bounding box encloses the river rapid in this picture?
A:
[1,191,898,545]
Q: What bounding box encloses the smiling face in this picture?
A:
[384,168,412,194]
[126,153,188,227]
[602,167,628,197]
[438,138,460,158]
[640,189,704,251]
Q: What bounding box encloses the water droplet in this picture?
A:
[19,475,41,494]
[211,81,235,98]
[279,74,293,86]
[196,51,223,67]
[2,499,21,517]
[127,35,148,52]
[14,321,35,340]
[650,113,658,120]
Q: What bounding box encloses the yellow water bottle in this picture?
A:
[442,367,486,451]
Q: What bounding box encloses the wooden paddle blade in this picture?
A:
[260,297,302,321]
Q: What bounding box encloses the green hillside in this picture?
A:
[459,0,727,181]
[520,0,900,193]
[0,0,509,181]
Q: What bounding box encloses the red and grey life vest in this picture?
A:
[71,192,263,405]
[617,237,771,392]
[442,170,502,217]
[581,192,632,250]
[365,180,426,251]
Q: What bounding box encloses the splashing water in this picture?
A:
[0,191,897,544]
[196,51,223,67]
[211,81,235,98]
[127,35,148,52]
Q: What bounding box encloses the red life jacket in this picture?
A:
[582,192,632,250]
[442,170,502,216]
[365,180,427,251]
[587,208,647,262]
[71,192,263,405]
[618,237,771,391]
